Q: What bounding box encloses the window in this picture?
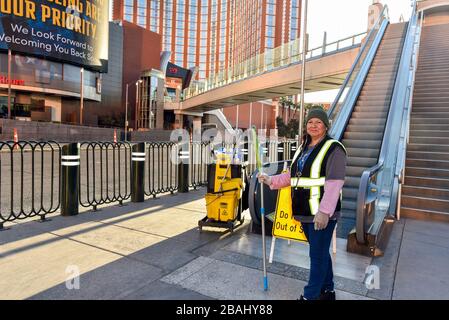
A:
[137,8,146,16]
[124,6,133,15]
[138,16,146,26]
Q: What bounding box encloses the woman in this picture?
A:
[258,107,346,300]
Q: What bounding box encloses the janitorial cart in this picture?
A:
[198,148,247,232]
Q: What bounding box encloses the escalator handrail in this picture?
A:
[356,2,421,244]
[327,5,390,119]
[328,15,390,142]
[393,9,423,217]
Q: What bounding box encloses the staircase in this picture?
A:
[401,23,449,222]
[338,22,408,237]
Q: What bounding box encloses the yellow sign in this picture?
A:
[272,186,308,242]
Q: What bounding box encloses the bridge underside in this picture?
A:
[181,47,359,113]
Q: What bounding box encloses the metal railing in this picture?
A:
[189,142,210,189]
[184,32,366,99]
[356,1,421,245]
[145,142,179,197]
[1,138,298,228]
[0,141,61,228]
[328,5,390,135]
[79,142,132,210]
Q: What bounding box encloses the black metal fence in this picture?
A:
[145,142,178,197]
[0,139,298,228]
[0,141,61,228]
[79,142,132,210]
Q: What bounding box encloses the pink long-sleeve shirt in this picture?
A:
[268,146,346,218]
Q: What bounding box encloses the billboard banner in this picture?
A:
[0,0,108,72]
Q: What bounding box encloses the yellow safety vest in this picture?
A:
[290,138,346,216]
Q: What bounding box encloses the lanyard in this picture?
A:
[297,147,314,174]
[294,146,314,189]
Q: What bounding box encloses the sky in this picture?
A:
[305,0,413,102]
[307,0,413,49]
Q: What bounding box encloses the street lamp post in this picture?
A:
[134,79,143,130]
[80,67,84,125]
[125,83,129,139]
[299,0,308,140]
[7,49,11,119]
[125,79,143,138]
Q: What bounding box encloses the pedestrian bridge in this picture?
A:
[177,32,366,113]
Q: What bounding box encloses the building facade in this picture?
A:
[0,50,102,124]
[112,0,301,80]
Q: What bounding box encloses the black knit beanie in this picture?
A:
[305,107,330,128]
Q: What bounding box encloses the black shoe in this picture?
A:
[297,295,307,300]
[319,290,336,300]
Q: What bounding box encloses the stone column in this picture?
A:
[175,113,184,130]
[192,116,202,142]
[156,78,165,129]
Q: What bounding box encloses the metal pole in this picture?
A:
[236,104,239,129]
[135,81,139,129]
[178,143,190,193]
[249,102,253,128]
[131,142,145,202]
[7,49,11,119]
[61,143,80,216]
[125,83,129,140]
[80,68,84,125]
[299,0,308,140]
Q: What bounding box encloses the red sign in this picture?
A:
[0,76,25,86]
[168,66,179,74]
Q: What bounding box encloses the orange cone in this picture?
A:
[13,128,19,150]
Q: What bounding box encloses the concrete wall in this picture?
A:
[0,119,121,142]
[127,129,174,142]
[423,6,449,26]
[0,119,176,142]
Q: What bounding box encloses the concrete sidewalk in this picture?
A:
[1,188,448,300]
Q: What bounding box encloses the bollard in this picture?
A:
[242,142,249,163]
[61,143,80,216]
[277,141,284,161]
[178,146,190,193]
[262,142,268,162]
[290,141,297,160]
[131,142,145,202]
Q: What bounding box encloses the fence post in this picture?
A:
[178,144,190,193]
[290,141,297,160]
[278,141,284,161]
[61,143,80,216]
[131,142,145,202]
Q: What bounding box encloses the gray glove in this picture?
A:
[257,172,272,186]
[313,211,329,230]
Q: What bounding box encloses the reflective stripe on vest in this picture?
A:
[290,139,345,215]
[291,177,325,188]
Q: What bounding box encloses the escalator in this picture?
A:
[338,22,408,238]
